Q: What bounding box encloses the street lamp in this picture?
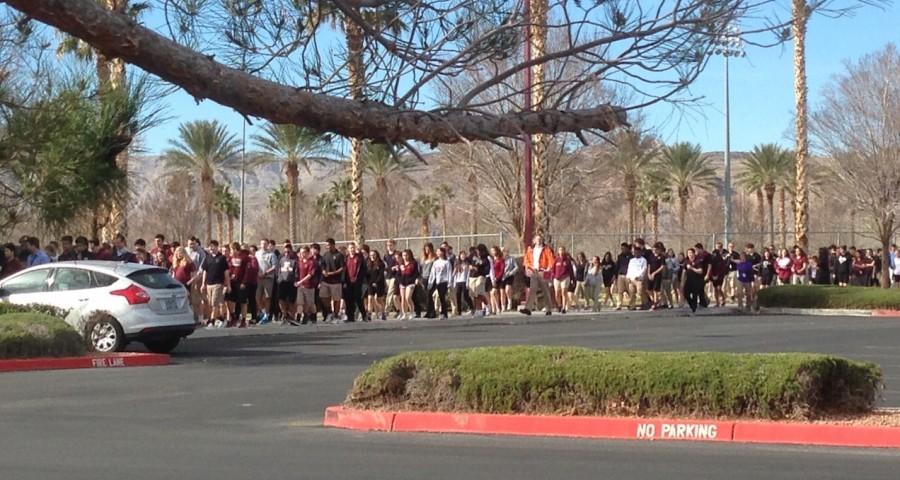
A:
[714,25,744,244]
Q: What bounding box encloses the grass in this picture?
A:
[347,346,883,420]
[0,313,85,359]
[758,285,900,310]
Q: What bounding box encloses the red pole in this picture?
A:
[522,0,534,248]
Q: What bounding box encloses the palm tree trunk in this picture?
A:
[102,0,130,238]
[530,0,549,236]
[421,217,429,237]
[679,192,688,231]
[203,178,214,242]
[756,189,766,246]
[345,18,366,245]
[765,186,776,247]
[792,0,810,251]
[651,200,659,242]
[779,188,787,248]
[227,215,234,245]
[286,161,299,241]
[625,175,636,237]
[216,211,224,245]
[342,201,350,241]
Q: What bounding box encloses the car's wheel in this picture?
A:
[142,337,181,354]
[83,314,126,353]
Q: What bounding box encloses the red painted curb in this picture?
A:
[872,310,900,318]
[324,406,394,431]
[392,410,731,442]
[0,352,171,373]
[324,406,900,449]
[733,421,900,448]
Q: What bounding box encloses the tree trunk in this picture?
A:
[850,209,857,246]
[469,171,479,236]
[625,174,636,237]
[779,188,787,248]
[678,191,688,231]
[286,160,299,241]
[441,203,448,237]
[345,18,366,245]
[792,0,810,251]
[203,178,214,242]
[765,185,776,247]
[421,217,429,237]
[227,215,234,245]
[530,0,549,236]
[880,214,894,288]
[651,200,659,243]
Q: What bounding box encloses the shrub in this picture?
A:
[758,285,900,310]
[0,313,85,359]
[347,346,882,420]
[0,303,70,319]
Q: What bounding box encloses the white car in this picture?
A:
[0,261,195,353]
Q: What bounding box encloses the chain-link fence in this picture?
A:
[298,230,877,256]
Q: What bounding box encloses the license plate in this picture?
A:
[163,298,177,310]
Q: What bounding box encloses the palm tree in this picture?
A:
[361,142,418,193]
[164,120,241,242]
[268,184,290,214]
[306,4,406,244]
[435,183,456,237]
[251,123,336,241]
[736,144,792,245]
[603,128,659,236]
[329,178,352,240]
[56,0,148,237]
[214,184,240,244]
[792,0,810,250]
[659,142,719,231]
[636,167,671,243]
[408,194,440,237]
[314,192,340,238]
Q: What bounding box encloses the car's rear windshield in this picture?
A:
[127,268,182,289]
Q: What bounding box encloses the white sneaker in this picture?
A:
[325,313,334,323]
[214,320,224,328]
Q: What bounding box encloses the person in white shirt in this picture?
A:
[255,239,278,323]
[625,245,648,310]
[427,247,453,318]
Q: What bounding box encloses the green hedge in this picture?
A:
[0,303,70,319]
[347,346,882,420]
[758,285,900,310]
[0,313,85,359]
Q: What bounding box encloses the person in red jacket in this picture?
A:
[520,234,556,316]
[226,242,250,327]
[294,246,320,325]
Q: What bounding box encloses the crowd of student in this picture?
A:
[1,232,898,325]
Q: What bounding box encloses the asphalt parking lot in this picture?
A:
[2,311,899,479]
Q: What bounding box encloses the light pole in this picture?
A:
[239,119,246,244]
[714,25,744,244]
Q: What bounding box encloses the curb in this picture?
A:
[0,352,171,373]
[760,308,900,317]
[323,406,900,449]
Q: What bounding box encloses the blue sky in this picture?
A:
[139,3,899,155]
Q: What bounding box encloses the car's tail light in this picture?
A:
[110,284,151,305]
